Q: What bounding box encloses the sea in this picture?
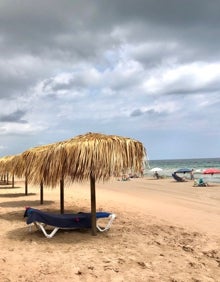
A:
[145,157,220,183]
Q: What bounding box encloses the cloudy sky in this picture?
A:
[0,0,220,160]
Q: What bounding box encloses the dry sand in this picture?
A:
[1,177,220,282]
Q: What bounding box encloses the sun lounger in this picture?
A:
[24,207,116,238]
[172,173,186,182]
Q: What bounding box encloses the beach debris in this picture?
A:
[182,245,194,252]
[137,261,151,269]
[74,268,82,275]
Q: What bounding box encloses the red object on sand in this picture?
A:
[203,168,220,174]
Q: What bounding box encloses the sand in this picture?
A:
[1,176,220,282]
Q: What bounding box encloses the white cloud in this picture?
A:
[142,62,220,96]
[0,122,47,136]
[0,1,220,159]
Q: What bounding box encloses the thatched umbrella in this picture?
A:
[70,132,146,235]
[0,155,15,185]
[2,154,24,188]
[36,132,146,235]
[12,132,146,235]
[16,143,58,198]
[0,156,7,183]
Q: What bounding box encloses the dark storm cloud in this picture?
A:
[1,0,219,62]
[0,110,27,123]
[0,75,30,99]
[0,0,119,61]
[130,109,143,117]
[130,108,167,118]
[0,0,220,92]
[95,0,220,62]
[0,0,220,158]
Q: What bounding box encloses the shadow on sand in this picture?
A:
[0,186,22,190]
[6,224,97,243]
[0,199,54,208]
[0,192,37,198]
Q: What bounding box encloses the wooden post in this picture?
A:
[90,173,97,236]
[25,175,28,195]
[60,178,64,214]
[12,174,14,188]
[40,181,44,204]
[6,173,9,185]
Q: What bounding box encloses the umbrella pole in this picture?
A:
[25,175,28,195]
[6,173,9,185]
[12,174,14,188]
[90,173,97,236]
[60,178,64,214]
[40,180,44,205]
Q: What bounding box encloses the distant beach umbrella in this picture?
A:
[150,167,163,172]
[174,168,192,174]
[203,168,220,175]
[193,169,202,174]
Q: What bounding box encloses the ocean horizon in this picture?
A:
[145,157,220,183]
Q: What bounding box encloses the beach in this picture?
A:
[1,177,220,281]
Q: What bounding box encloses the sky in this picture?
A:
[0,0,220,160]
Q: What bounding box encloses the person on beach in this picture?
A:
[190,169,194,180]
[193,178,208,187]
[154,171,160,179]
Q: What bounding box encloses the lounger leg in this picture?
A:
[34,222,60,238]
[96,214,116,232]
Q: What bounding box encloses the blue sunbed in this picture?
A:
[24,207,116,238]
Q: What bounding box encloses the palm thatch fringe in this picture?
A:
[0,132,147,234]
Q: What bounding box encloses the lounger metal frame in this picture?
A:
[27,213,116,238]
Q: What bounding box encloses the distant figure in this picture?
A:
[190,169,194,180]
[154,171,159,179]
[198,178,208,186]
[122,174,130,181]
[193,178,208,187]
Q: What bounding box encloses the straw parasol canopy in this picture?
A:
[12,132,147,235]
[15,142,61,196]
[20,132,146,185]
[64,132,145,182]
[0,155,16,184]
